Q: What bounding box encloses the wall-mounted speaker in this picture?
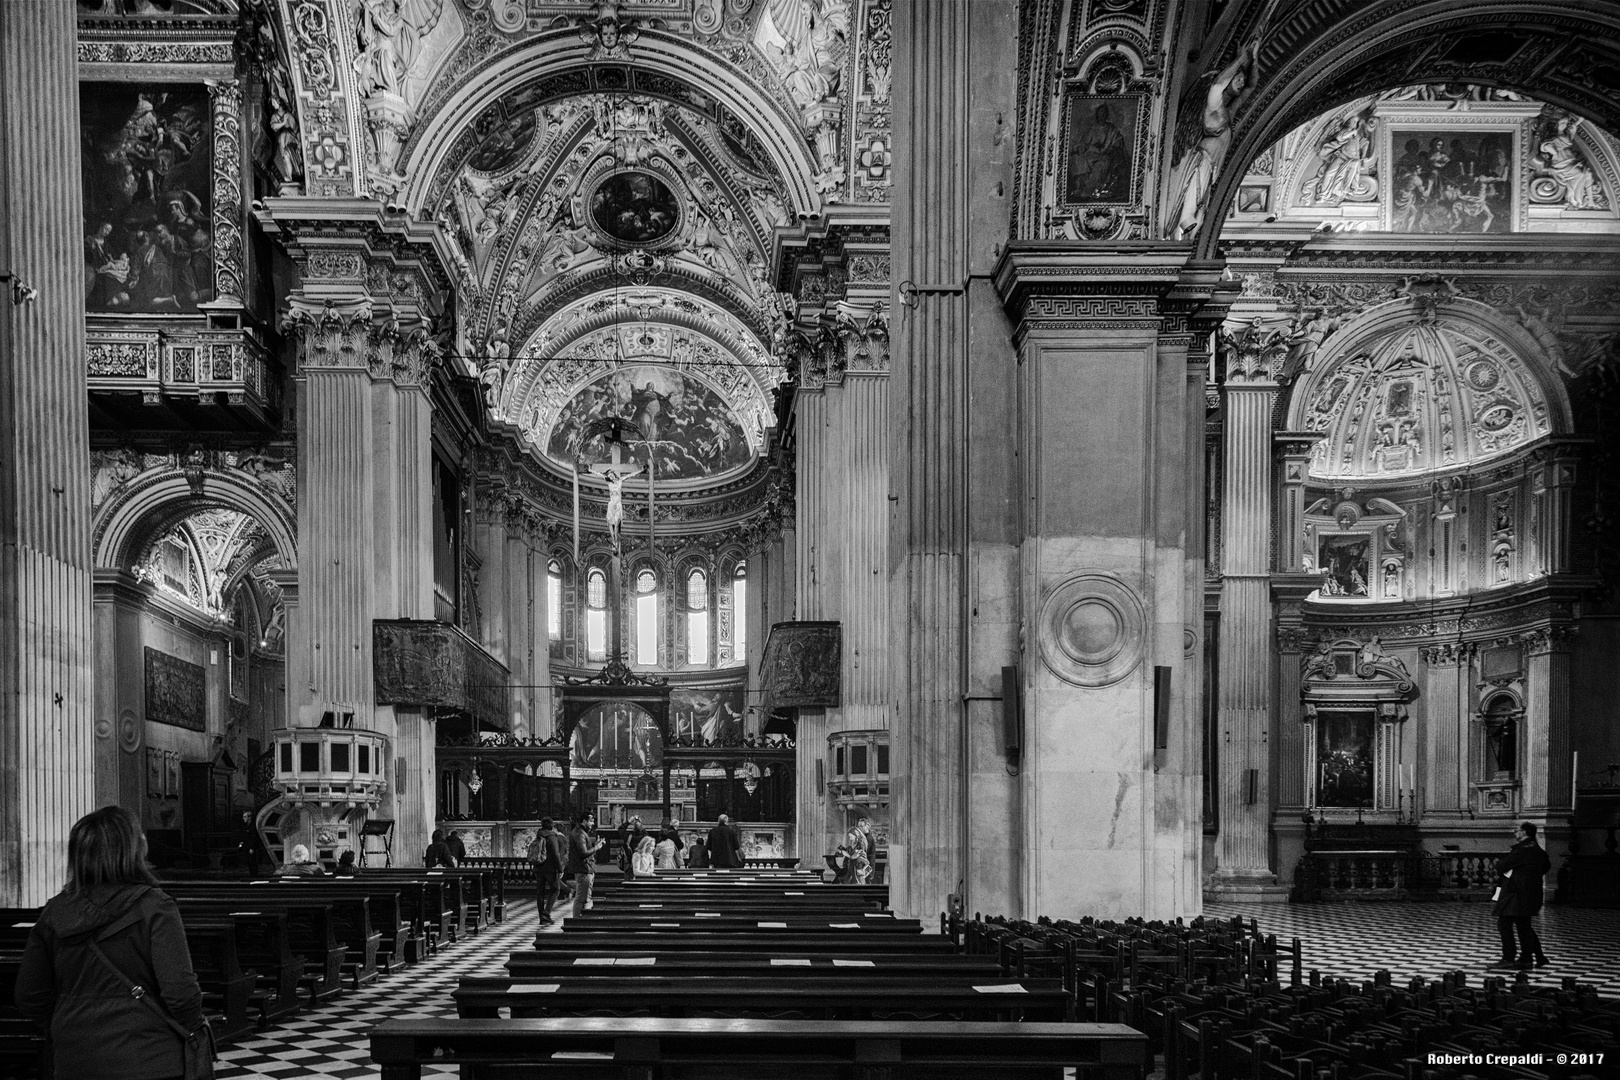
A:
[816,758,825,794]
[1244,768,1259,805]
[396,756,408,797]
[1001,665,1022,760]
[1153,666,1171,750]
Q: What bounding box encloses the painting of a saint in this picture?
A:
[547,365,753,481]
[671,686,744,744]
[1317,534,1370,598]
[1065,94,1137,204]
[1389,128,1514,233]
[81,83,213,313]
[590,171,680,244]
[1315,711,1373,808]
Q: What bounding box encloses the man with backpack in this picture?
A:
[527,817,568,930]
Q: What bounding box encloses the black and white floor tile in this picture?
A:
[215,897,1619,1076]
[216,894,562,1078]
[1206,901,1620,997]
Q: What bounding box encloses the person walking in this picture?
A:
[527,818,567,930]
[1490,821,1552,970]
[568,812,605,917]
[706,813,743,869]
[13,805,211,1080]
[653,825,684,870]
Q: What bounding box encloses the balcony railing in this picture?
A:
[86,325,278,418]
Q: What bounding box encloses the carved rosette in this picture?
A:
[1039,572,1147,687]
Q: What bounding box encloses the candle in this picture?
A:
[1572,751,1579,812]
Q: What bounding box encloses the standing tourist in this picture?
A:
[568,812,606,917]
[13,806,212,1080]
[527,818,567,929]
[707,813,743,869]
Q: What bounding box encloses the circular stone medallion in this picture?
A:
[1039,572,1147,687]
[589,171,680,244]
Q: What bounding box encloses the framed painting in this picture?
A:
[144,647,207,731]
[1385,125,1517,233]
[1060,92,1143,206]
[1315,710,1374,808]
[1317,534,1371,598]
[80,82,213,312]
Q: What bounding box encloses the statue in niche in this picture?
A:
[1382,562,1401,598]
[1168,38,1260,240]
[1301,107,1378,206]
[1533,113,1605,210]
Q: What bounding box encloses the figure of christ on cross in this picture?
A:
[589,439,643,554]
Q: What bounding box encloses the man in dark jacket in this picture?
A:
[528,818,568,931]
[567,812,605,917]
[1490,821,1552,970]
[707,813,743,868]
[14,881,206,1080]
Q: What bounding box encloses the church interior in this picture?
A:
[4,0,1620,1076]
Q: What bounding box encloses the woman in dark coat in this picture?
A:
[13,805,207,1080]
[1490,821,1552,970]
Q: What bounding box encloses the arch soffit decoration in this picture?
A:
[1286,297,1573,482]
[95,470,299,573]
[1191,0,1620,260]
[399,37,821,218]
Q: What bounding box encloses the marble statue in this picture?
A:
[1302,108,1377,206]
[1533,114,1604,210]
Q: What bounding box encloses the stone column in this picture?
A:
[890,0,970,920]
[1207,352,1287,900]
[1420,643,1469,815]
[259,199,449,864]
[0,3,96,906]
[504,520,533,737]
[1523,627,1573,815]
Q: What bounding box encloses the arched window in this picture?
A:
[547,559,562,640]
[585,567,607,661]
[686,568,709,666]
[732,562,747,660]
[635,569,658,666]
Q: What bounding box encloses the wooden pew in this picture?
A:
[181,916,260,1039]
[505,951,1006,981]
[168,887,380,991]
[519,933,958,954]
[370,1016,1149,1079]
[559,913,924,934]
[454,975,1075,1022]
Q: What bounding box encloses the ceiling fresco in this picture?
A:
[546,364,754,481]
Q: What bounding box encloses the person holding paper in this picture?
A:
[568,812,606,917]
[1489,821,1551,970]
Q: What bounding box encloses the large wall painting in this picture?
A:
[589,171,680,244]
[546,365,754,481]
[144,647,207,732]
[1388,128,1514,233]
[81,83,213,312]
[670,686,745,744]
[571,703,664,770]
[1315,710,1374,808]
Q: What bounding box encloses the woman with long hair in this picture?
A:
[12,805,207,1079]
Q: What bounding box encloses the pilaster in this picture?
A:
[0,3,96,906]
[1207,321,1288,901]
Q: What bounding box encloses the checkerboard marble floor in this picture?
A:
[216,894,562,1078]
[1206,901,1620,997]
[215,898,1619,1077]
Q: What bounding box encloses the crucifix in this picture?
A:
[572,417,657,665]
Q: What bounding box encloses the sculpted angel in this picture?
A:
[354,0,445,99]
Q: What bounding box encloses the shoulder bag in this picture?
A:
[85,936,216,1080]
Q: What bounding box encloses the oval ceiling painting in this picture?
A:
[589,171,680,244]
[546,365,753,482]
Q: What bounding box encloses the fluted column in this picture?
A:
[1208,371,1287,899]
[0,3,96,906]
[793,382,834,861]
[891,0,969,920]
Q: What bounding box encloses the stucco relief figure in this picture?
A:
[353,0,444,99]
[1302,108,1378,206]
[1169,39,1259,240]
[1533,114,1605,209]
[755,0,849,115]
